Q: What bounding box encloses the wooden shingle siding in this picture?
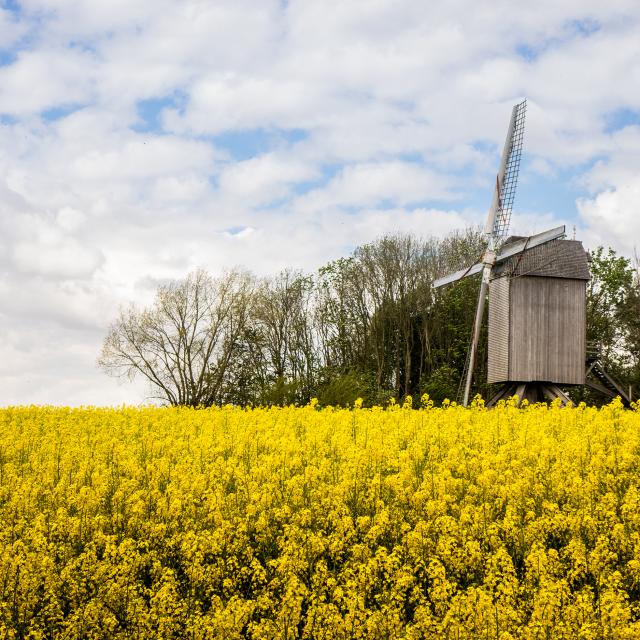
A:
[488,277,510,383]
[508,276,585,384]
[495,239,590,280]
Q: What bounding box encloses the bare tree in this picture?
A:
[253,269,316,402]
[98,269,255,406]
[315,256,370,374]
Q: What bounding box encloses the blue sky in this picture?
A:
[1,0,639,405]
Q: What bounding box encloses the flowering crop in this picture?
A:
[1,398,640,638]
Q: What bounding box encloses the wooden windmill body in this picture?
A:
[486,238,591,404]
[433,100,591,405]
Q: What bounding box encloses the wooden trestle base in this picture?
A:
[486,382,573,407]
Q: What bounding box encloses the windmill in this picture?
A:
[433,100,591,406]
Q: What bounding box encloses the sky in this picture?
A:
[1,0,640,406]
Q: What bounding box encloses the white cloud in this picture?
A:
[578,182,640,255]
[296,162,455,213]
[218,153,318,205]
[56,206,86,232]
[0,8,28,49]
[13,238,102,279]
[0,323,146,406]
[0,48,95,114]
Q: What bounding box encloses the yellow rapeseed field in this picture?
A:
[1,397,640,639]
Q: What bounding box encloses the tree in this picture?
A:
[425,228,487,399]
[611,248,640,397]
[587,247,634,361]
[253,269,316,404]
[573,246,639,405]
[313,230,485,403]
[98,269,255,406]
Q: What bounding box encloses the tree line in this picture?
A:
[99,231,640,407]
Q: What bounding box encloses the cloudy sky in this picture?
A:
[1,0,639,405]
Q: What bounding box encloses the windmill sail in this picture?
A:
[432,225,565,289]
[462,100,527,406]
[431,100,529,406]
[491,100,526,240]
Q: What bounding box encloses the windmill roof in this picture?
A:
[493,238,591,280]
[503,235,526,244]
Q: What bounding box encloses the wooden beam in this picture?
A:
[540,384,558,403]
[433,262,483,288]
[584,379,618,399]
[433,226,566,289]
[544,383,573,406]
[487,383,516,407]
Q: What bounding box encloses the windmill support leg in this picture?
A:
[540,383,571,405]
[514,383,526,403]
[585,359,631,405]
[540,384,558,403]
[487,383,517,407]
[543,383,573,406]
[462,269,491,406]
[487,382,573,407]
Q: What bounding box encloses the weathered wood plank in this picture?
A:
[488,277,510,383]
[507,276,585,384]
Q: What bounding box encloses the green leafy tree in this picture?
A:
[587,247,634,360]
[577,246,638,404]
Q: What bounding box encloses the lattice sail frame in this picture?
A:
[492,99,526,239]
